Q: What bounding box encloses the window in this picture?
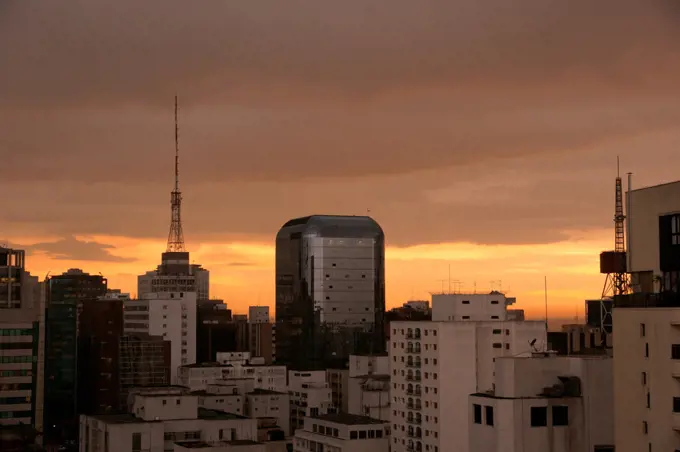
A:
[376,430,383,438]
[647,392,651,409]
[491,316,499,319]
[672,344,680,360]
[485,406,494,426]
[462,316,470,320]
[492,329,502,334]
[552,406,568,426]
[673,397,680,413]
[462,300,470,304]
[640,323,646,337]
[473,404,482,424]
[642,372,647,385]
[313,424,318,433]
[350,431,358,439]
[530,407,547,427]
[333,428,339,437]
[645,343,649,358]
[492,343,502,349]
[672,214,680,245]
[132,433,141,452]
[642,421,648,434]
[491,300,499,304]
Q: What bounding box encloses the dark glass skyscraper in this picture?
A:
[275,215,386,370]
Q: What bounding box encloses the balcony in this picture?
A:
[406,388,422,396]
[673,412,680,431]
[406,417,422,425]
[406,361,422,368]
[673,361,680,379]
[407,403,422,411]
[407,430,422,439]
[406,375,421,382]
[406,348,421,354]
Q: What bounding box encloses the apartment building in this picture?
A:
[431,291,515,322]
[79,387,257,452]
[288,371,334,434]
[177,360,287,393]
[347,354,390,421]
[123,292,197,383]
[293,413,389,452]
[469,353,614,452]
[389,320,546,452]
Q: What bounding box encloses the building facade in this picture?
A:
[249,306,270,324]
[138,251,209,301]
[177,360,287,393]
[293,413,389,452]
[275,215,386,370]
[288,370,334,434]
[123,292,197,383]
[0,247,42,430]
[469,354,614,452]
[431,291,515,322]
[347,355,390,421]
[389,320,546,452]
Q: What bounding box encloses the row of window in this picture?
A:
[472,404,568,427]
[0,329,33,337]
[0,369,32,377]
[0,355,34,364]
[0,411,31,419]
[395,328,438,338]
[0,342,33,350]
[0,396,30,404]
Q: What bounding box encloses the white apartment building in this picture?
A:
[389,320,546,452]
[79,387,257,452]
[327,369,349,414]
[288,371,334,433]
[293,413,389,452]
[193,385,291,437]
[249,306,270,324]
[123,292,197,383]
[347,354,390,421]
[431,291,516,322]
[613,305,680,452]
[469,353,614,452]
[177,362,287,393]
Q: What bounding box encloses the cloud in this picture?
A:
[17,236,136,263]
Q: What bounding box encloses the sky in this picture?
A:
[1,1,680,320]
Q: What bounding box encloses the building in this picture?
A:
[293,413,389,452]
[196,300,239,363]
[79,387,258,452]
[468,353,614,452]
[249,307,270,324]
[0,247,42,432]
[118,334,172,407]
[431,291,515,322]
[626,179,680,293]
[44,269,108,445]
[609,179,680,452]
[77,296,125,416]
[123,292,197,383]
[138,251,210,301]
[326,369,349,414]
[177,359,287,393]
[403,301,429,312]
[275,215,386,370]
[347,355,390,421]
[288,371,334,434]
[389,320,546,452]
[547,324,611,356]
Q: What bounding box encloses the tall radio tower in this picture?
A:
[598,157,629,334]
[166,95,186,252]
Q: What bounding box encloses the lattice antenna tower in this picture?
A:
[599,157,629,335]
[166,95,186,252]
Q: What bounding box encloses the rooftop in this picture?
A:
[614,292,680,309]
[248,388,287,396]
[86,408,248,424]
[353,374,390,381]
[310,413,387,426]
[176,440,263,449]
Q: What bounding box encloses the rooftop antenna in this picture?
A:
[544,276,549,335]
[448,264,451,294]
[167,95,186,253]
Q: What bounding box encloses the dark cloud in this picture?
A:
[15,236,136,263]
[0,1,679,247]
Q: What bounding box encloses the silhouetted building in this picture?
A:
[196,300,236,362]
[0,247,42,432]
[118,334,172,406]
[44,269,107,445]
[275,215,386,370]
[138,252,209,300]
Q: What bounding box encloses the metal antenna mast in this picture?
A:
[598,157,629,336]
[167,95,186,252]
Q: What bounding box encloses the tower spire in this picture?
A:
[167,95,186,252]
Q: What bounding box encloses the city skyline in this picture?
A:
[2,0,680,319]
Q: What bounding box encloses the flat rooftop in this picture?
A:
[614,292,680,309]
[176,440,263,449]
[248,388,287,395]
[87,408,248,424]
[310,413,387,426]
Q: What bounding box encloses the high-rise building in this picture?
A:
[613,179,680,452]
[196,300,235,363]
[123,292,197,383]
[44,269,107,445]
[118,334,172,406]
[275,215,386,370]
[389,319,546,452]
[249,306,270,324]
[138,253,209,301]
[0,247,42,431]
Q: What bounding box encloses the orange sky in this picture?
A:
[13,230,610,320]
